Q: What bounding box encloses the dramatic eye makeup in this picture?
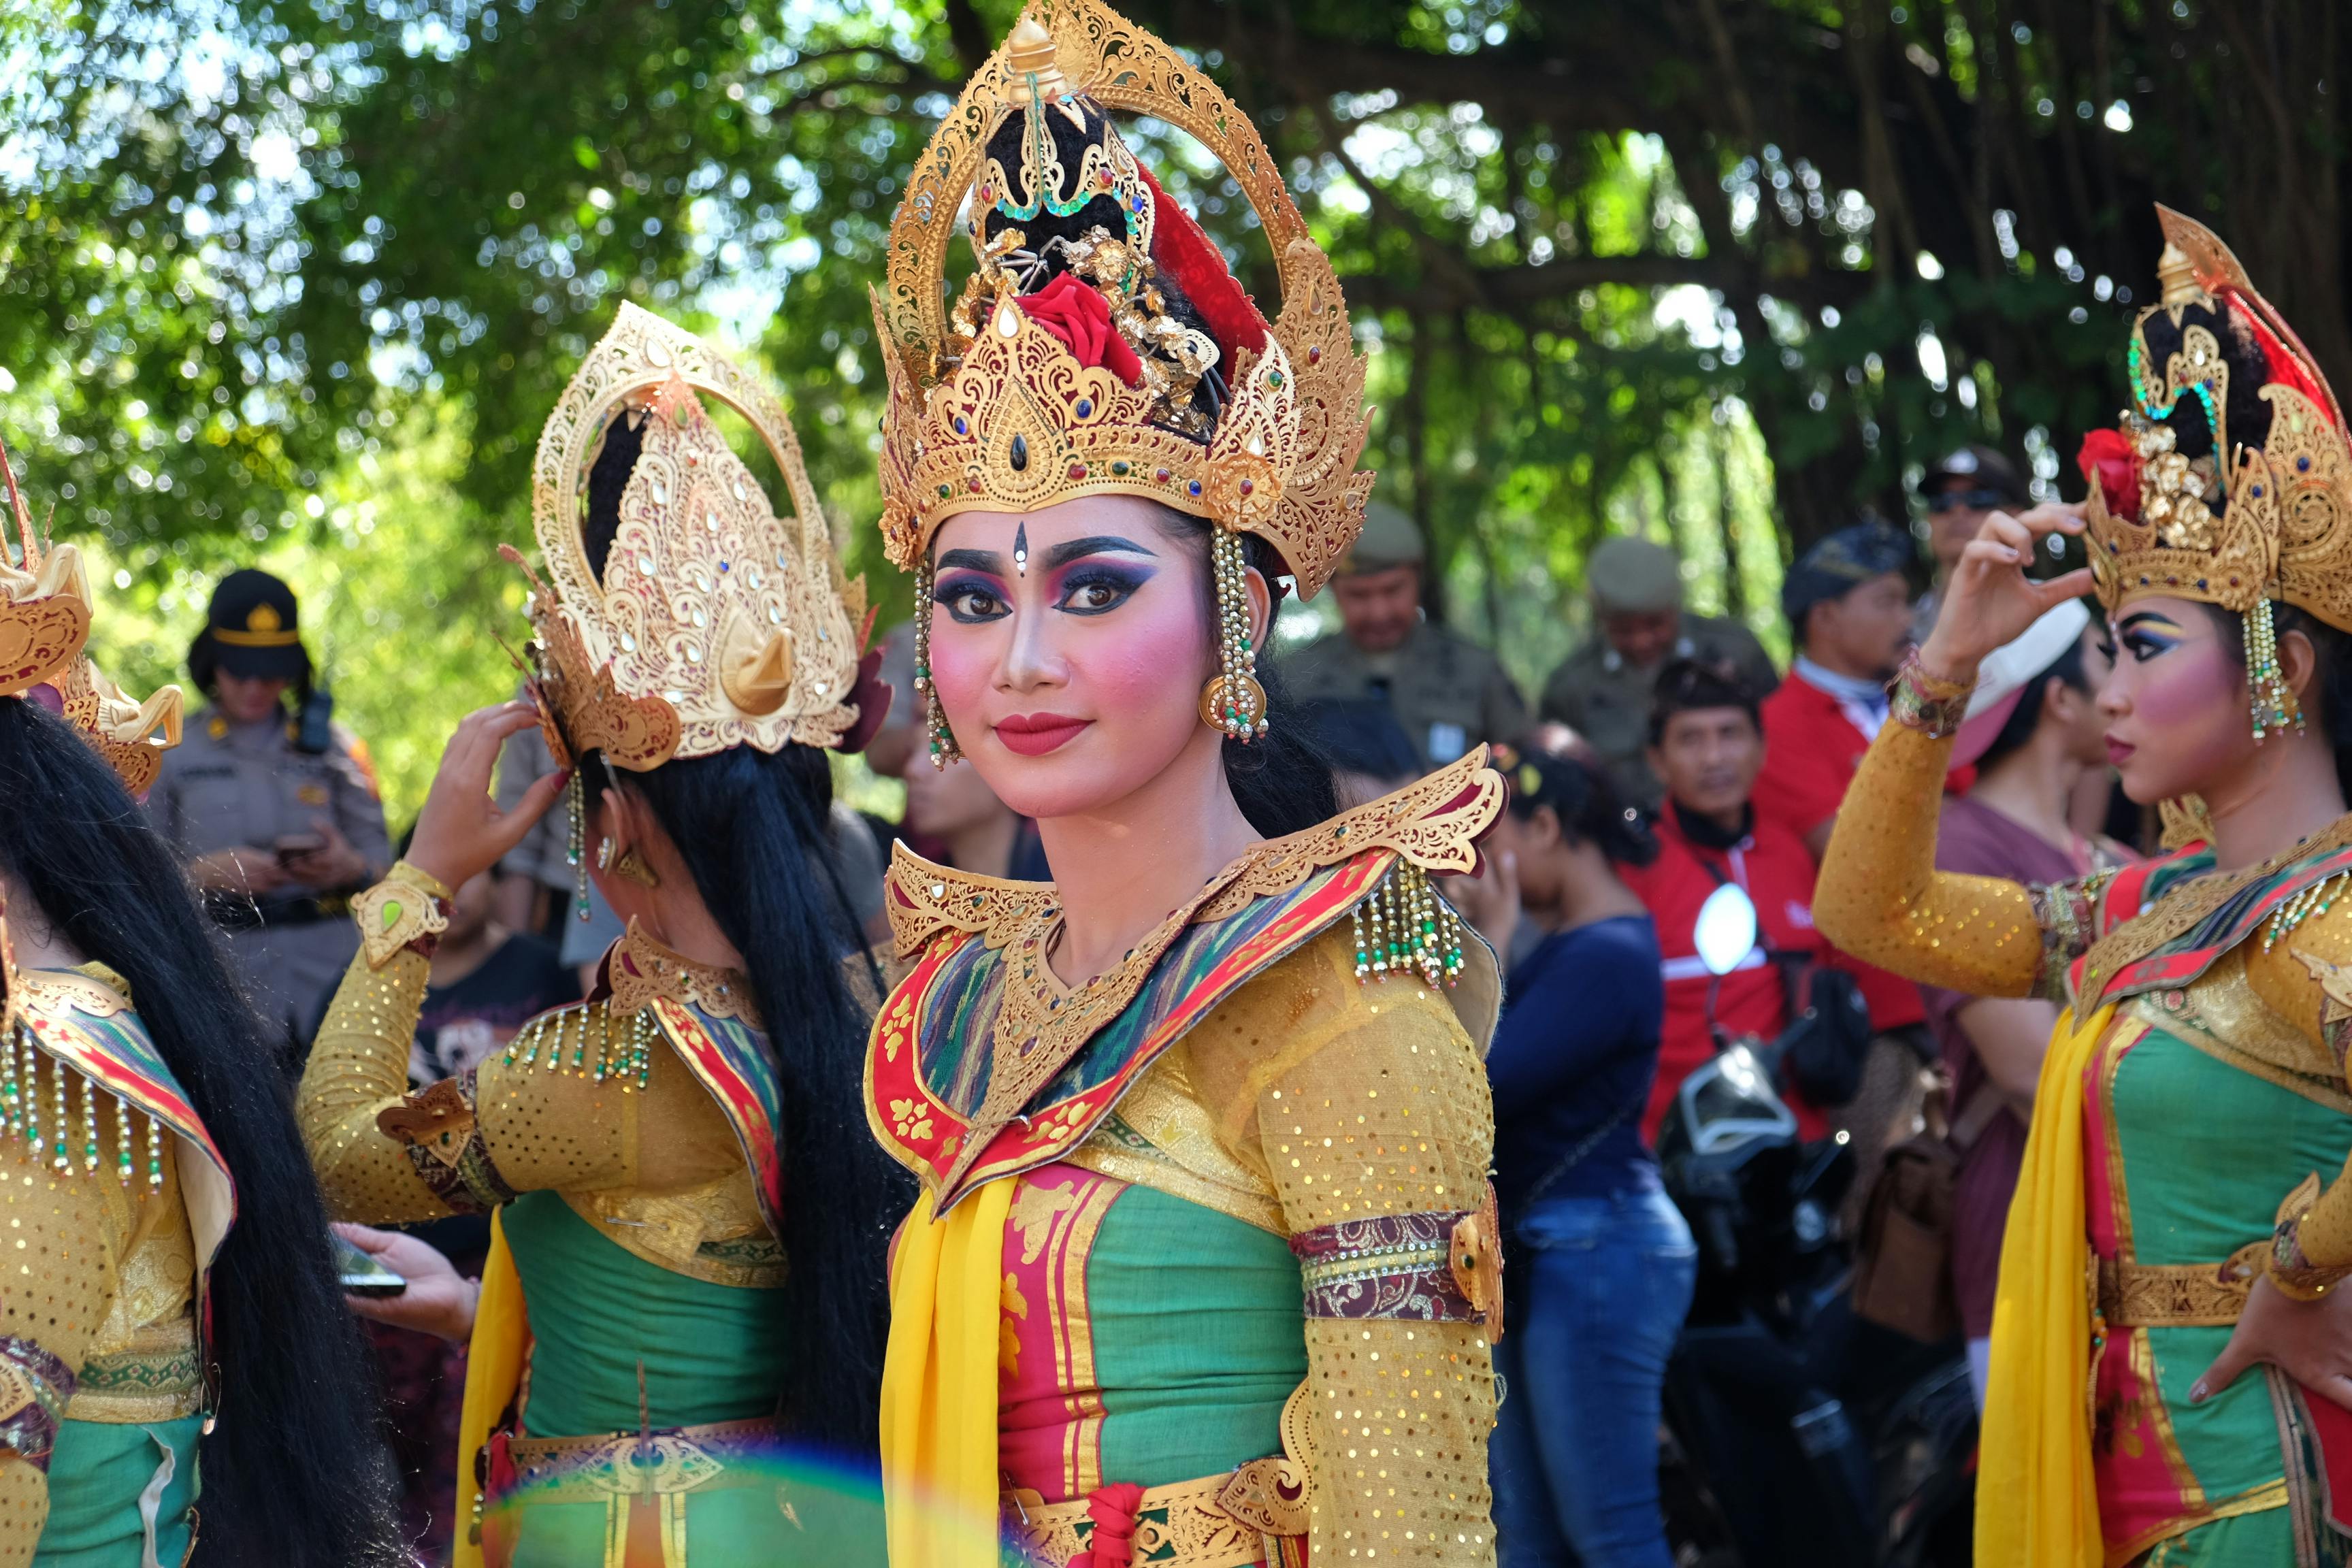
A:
[1047,535,1160,615]
[934,546,1010,623]
[2115,610,2190,663]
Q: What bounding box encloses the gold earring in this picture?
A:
[595,836,615,872]
[914,557,962,768]
[613,847,659,888]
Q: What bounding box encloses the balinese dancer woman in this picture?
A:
[297,306,904,1567]
[864,6,1505,1565]
[0,444,402,1565]
[1818,208,2352,1565]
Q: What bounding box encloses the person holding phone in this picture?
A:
[147,568,389,1058]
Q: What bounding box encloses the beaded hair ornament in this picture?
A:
[2079,206,2352,742]
[0,439,182,796]
[873,0,1374,764]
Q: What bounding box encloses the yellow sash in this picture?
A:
[1977,1002,2114,1567]
[878,1181,1015,1568]
[451,1208,529,1568]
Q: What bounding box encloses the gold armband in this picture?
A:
[352,862,453,968]
[2269,1173,2349,1301]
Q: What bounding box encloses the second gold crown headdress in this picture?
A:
[0,441,181,796]
[872,0,1373,762]
[2077,206,2352,742]
[514,304,871,775]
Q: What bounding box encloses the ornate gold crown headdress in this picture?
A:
[873,0,1373,762]
[0,442,181,795]
[2080,206,2352,742]
[514,304,870,777]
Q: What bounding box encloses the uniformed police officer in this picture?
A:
[1539,536,1780,811]
[148,569,390,1055]
[1277,500,1529,769]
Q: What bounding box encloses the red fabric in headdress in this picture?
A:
[1137,167,1271,372]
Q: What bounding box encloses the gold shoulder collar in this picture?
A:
[881,747,1503,962]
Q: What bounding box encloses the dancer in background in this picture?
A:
[864,6,1503,1564]
[298,306,903,1566]
[0,445,400,1565]
[1818,208,2352,1565]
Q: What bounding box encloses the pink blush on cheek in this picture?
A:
[2125,636,2248,784]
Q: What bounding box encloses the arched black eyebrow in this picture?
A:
[936,547,1003,574]
[1045,534,1158,570]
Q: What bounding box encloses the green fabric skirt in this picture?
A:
[34,1413,201,1568]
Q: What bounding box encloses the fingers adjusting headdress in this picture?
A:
[874,0,1373,756]
[0,440,181,796]
[2078,207,2352,739]
[512,304,873,774]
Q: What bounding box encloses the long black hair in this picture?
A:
[581,412,906,1451]
[0,698,401,1565]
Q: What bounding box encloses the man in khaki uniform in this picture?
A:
[147,570,390,1056]
[1277,500,1529,770]
[1540,536,1779,810]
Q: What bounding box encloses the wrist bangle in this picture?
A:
[1891,652,1976,739]
[2267,1194,2342,1307]
[353,876,453,968]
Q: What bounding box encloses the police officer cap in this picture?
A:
[1780,522,1914,627]
[191,568,310,685]
[1341,501,1426,574]
[1918,444,2027,504]
[1587,536,1683,614]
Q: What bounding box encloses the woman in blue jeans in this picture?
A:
[1457,742,1697,1568]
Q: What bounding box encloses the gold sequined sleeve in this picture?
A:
[1814,714,2057,1002]
[2243,900,2352,1294]
[299,869,749,1225]
[1187,928,1498,1566]
[0,1113,137,1563]
[297,865,453,1224]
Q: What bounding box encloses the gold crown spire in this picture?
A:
[873,0,1373,602]
[518,304,869,771]
[0,440,182,792]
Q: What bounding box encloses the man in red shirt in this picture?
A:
[1623,659,1835,1142]
[1754,521,1929,1039]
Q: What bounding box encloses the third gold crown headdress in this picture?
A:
[2077,206,2352,742]
[0,441,180,796]
[514,304,870,777]
[872,0,1373,762]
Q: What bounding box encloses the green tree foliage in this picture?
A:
[4,0,2345,794]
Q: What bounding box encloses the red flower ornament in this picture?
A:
[2078,427,2140,523]
[1017,273,1143,388]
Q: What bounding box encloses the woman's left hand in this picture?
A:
[1448,849,1520,958]
[333,1222,481,1343]
[2195,1276,2352,1411]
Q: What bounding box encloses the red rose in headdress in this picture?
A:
[2077,427,2139,522]
[1018,273,1143,387]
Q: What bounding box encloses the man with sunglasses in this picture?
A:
[1912,444,2029,640]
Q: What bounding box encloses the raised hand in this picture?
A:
[1918,502,2095,684]
[405,702,570,893]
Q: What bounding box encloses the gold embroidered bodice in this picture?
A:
[0,970,201,1568]
[1816,716,2352,1277]
[297,875,774,1286]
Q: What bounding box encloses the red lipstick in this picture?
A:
[2105,736,2136,767]
[995,712,1090,756]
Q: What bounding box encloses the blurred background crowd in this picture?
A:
[20,1,2347,1561]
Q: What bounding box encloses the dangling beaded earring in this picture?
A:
[2247,600,2305,743]
[1198,523,1268,742]
[566,769,591,921]
[913,559,962,768]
